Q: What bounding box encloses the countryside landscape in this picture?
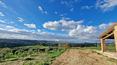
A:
[1,0,117,65]
[0,39,117,65]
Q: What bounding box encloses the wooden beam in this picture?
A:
[100,39,107,52]
[102,32,114,39]
[100,23,117,39]
[114,26,117,52]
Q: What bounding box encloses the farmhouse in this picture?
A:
[100,23,117,52]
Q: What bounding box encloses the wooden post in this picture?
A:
[100,39,106,52]
[114,26,117,52]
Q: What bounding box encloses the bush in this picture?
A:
[24,57,34,61]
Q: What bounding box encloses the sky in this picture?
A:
[0,0,117,43]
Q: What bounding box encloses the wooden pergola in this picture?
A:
[99,23,117,52]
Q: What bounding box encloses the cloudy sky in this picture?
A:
[0,0,117,43]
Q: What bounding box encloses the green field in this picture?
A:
[0,45,66,65]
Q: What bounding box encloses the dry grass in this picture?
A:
[52,49,117,65]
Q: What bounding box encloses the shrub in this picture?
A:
[24,57,34,61]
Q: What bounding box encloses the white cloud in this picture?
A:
[81,6,93,10]
[37,29,41,33]
[0,19,114,43]
[43,19,111,42]
[60,0,75,7]
[0,0,7,8]
[0,24,29,33]
[43,19,83,31]
[43,19,114,41]
[69,25,97,39]
[0,23,73,41]
[0,32,28,40]
[43,21,60,30]
[0,24,23,33]
[38,5,47,14]
[99,22,113,29]
[0,24,39,40]
[0,30,38,40]
[0,19,6,23]
[96,0,117,11]
[69,22,114,40]
[24,23,36,29]
[6,26,22,32]
[0,29,74,41]
[17,17,25,22]
[84,26,96,33]
[38,6,43,12]
[59,13,67,17]
[0,12,5,16]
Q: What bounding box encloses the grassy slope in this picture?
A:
[80,43,116,52]
[0,45,66,65]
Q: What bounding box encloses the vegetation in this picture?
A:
[107,43,116,52]
[0,45,66,65]
[73,43,116,52]
[0,39,116,65]
[93,43,116,52]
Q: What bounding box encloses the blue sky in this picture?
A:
[0,0,117,43]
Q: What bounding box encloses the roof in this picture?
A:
[99,23,117,39]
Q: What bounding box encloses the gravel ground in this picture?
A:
[52,49,117,65]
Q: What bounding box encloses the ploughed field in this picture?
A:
[52,49,117,65]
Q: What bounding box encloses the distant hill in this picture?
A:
[0,38,99,48]
[0,39,60,48]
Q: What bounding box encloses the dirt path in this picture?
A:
[52,49,117,65]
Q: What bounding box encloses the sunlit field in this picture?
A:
[0,43,116,65]
[0,45,66,65]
